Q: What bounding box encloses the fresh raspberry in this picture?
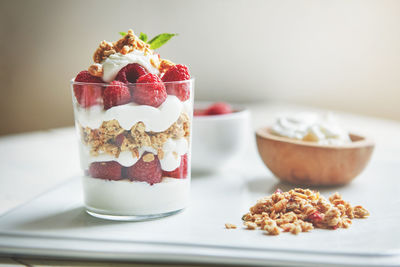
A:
[194,109,207,116]
[162,64,191,101]
[162,64,190,82]
[162,154,188,179]
[132,73,167,107]
[89,161,122,180]
[307,211,324,223]
[75,70,103,83]
[205,102,233,115]
[73,70,104,108]
[126,152,162,185]
[115,63,148,84]
[103,81,131,110]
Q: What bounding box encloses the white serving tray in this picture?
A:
[0,154,399,267]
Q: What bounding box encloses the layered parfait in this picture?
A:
[71,30,193,218]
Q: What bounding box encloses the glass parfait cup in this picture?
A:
[70,78,194,221]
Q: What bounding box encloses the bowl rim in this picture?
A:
[193,101,250,121]
[256,127,375,149]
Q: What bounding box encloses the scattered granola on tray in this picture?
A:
[240,188,369,235]
[225,223,237,229]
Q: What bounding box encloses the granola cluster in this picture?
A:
[90,29,175,77]
[81,113,190,159]
[159,59,175,74]
[93,41,116,64]
[113,30,151,56]
[224,223,237,229]
[240,189,369,235]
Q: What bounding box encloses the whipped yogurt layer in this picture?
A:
[102,51,160,82]
[79,137,188,171]
[271,112,351,145]
[83,176,190,215]
[76,95,188,132]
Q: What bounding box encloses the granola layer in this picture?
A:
[80,112,190,159]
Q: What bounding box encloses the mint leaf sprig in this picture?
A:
[147,33,177,49]
[139,32,148,42]
[119,31,177,50]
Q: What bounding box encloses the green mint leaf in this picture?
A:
[119,32,127,36]
[148,33,177,50]
[139,32,148,42]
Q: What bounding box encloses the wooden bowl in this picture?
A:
[256,127,375,186]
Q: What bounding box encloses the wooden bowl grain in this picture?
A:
[256,127,375,186]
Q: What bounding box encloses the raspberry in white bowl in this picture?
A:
[192,102,250,172]
[71,29,194,220]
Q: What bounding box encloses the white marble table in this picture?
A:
[0,103,399,266]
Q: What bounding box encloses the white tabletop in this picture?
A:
[1,102,400,266]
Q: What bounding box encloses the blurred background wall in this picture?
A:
[0,0,399,135]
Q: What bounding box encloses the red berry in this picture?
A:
[307,211,324,223]
[126,153,162,185]
[274,188,283,194]
[162,154,188,179]
[205,102,233,115]
[103,81,131,110]
[75,70,104,83]
[73,71,104,108]
[89,161,122,180]
[115,63,148,84]
[194,109,207,116]
[132,73,167,107]
[162,64,190,82]
[162,64,191,101]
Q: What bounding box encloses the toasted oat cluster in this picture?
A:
[80,113,190,158]
[113,30,151,55]
[241,189,369,235]
[225,223,237,229]
[93,30,150,63]
[90,29,173,76]
[158,59,175,74]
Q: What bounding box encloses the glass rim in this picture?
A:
[70,77,195,86]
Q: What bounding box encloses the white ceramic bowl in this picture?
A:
[191,102,251,172]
